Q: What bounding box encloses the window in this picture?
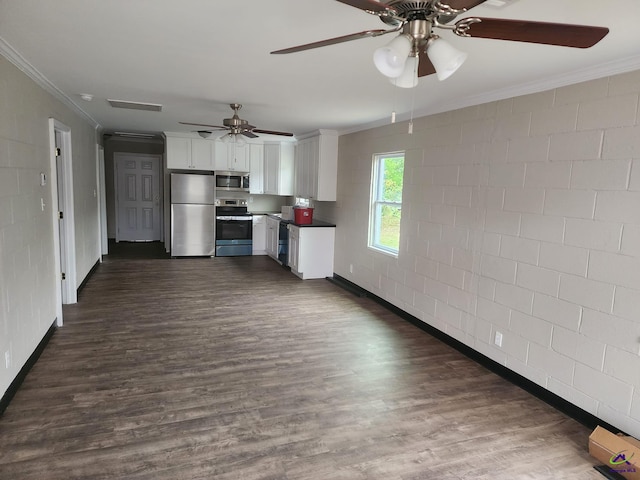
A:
[369,152,404,255]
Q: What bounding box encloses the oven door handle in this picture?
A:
[216,216,253,221]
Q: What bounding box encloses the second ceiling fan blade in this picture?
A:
[417,50,436,78]
[179,122,226,129]
[253,128,294,137]
[458,18,609,48]
[271,29,391,54]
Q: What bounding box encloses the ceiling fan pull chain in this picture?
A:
[408,73,417,135]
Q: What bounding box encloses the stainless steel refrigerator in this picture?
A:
[170,173,215,256]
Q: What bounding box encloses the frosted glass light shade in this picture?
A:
[373,34,412,78]
[426,38,467,81]
[390,55,419,88]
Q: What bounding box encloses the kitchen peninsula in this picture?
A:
[265,213,336,280]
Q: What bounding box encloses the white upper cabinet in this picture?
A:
[165,134,213,171]
[166,136,192,170]
[294,130,338,201]
[190,138,215,170]
[249,144,264,194]
[214,141,249,172]
[264,142,294,196]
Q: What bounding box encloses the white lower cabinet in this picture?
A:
[287,225,335,279]
[266,216,279,260]
[252,215,266,255]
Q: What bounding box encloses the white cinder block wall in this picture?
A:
[322,70,640,438]
[0,55,99,398]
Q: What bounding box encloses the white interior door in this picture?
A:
[115,154,161,242]
[55,135,67,289]
[49,118,77,315]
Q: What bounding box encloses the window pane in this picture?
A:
[380,157,404,202]
[378,204,401,250]
[370,152,404,256]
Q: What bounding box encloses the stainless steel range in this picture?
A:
[215,200,253,257]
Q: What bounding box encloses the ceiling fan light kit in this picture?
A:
[271,0,609,88]
[425,35,468,81]
[221,132,247,146]
[373,33,413,78]
[390,54,419,88]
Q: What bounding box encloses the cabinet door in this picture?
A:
[214,141,250,172]
[213,141,228,171]
[296,139,311,198]
[229,143,249,172]
[190,138,214,170]
[296,227,335,279]
[294,137,317,199]
[316,133,338,201]
[252,215,266,254]
[265,217,278,259]
[294,132,337,201]
[166,137,192,169]
[288,225,299,272]
[278,143,294,196]
[249,144,264,194]
[263,144,279,195]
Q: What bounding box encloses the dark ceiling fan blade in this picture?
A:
[444,0,488,10]
[179,121,227,129]
[241,131,259,139]
[417,50,436,77]
[458,18,609,48]
[335,0,397,15]
[252,128,294,137]
[271,29,391,54]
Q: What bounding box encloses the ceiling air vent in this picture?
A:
[107,99,163,112]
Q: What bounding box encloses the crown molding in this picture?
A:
[341,55,640,136]
[0,36,101,129]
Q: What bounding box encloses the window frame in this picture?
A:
[369,151,404,256]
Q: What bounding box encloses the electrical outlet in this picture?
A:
[4,350,11,369]
[494,331,503,348]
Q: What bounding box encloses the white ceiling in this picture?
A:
[1,0,640,137]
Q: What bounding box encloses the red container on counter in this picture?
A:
[294,207,313,225]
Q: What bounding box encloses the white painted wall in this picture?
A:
[0,55,99,397]
[319,70,640,438]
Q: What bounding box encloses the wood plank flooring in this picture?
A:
[0,253,602,479]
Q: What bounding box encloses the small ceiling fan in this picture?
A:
[271,0,609,86]
[180,103,294,139]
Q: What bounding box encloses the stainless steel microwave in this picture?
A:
[215,172,249,191]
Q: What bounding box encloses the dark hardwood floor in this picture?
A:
[0,250,601,479]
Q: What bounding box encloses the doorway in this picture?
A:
[49,119,77,325]
[114,153,162,242]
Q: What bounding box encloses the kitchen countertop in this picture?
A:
[263,212,336,228]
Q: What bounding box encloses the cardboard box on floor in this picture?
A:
[589,426,640,480]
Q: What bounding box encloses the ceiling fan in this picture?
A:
[180,103,294,141]
[271,0,609,87]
